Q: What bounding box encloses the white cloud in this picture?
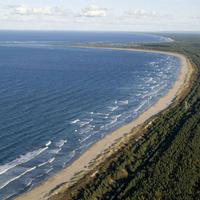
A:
[4,4,71,17]
[124,9,158,19]
[79,5,107,17]
[0,3,196,31]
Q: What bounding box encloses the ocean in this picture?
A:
[0,31,180,199]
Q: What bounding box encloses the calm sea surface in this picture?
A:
[0,31,180,199]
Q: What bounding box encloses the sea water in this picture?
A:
[0,31,179,199]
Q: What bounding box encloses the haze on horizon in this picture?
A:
[0,0,199,32]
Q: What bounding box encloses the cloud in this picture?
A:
[0,4,108,24]
[79,5,107,17]
[4,4,71,17]
[191,15,200,20]
[123,9,158,19]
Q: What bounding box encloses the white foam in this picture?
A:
[79,134,92,144]
[79,141,94,151]
[104,115,121,130]
[0,166,36,190]
[0,146,48,175]
[79,119,93,127]
[135,100,148,113]
[45,167,53,174]
[110,114,121,124]
[26,179,33,188]
[55,139,67,148]
[100,125,105,130]
[62,150,76,167]
[46,141,52,147]
[145,77,153,83]
[70,119,80,124]
[109,106,119,112]
[78,125,93,135]
[150,84,160,90]
[143,90,149,94]
[37,148,61,168]
[49,148,62,154]
[150,61,156,65]
[144,82,168,100]
[48,157,55,163]
[38,161,49,168]
[94,112,109,116]
[118,100,129,105]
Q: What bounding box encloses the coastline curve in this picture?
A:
[15,48,193,200]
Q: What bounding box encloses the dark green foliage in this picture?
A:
[51,34,200,200]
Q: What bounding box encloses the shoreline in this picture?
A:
[16,48,193,200]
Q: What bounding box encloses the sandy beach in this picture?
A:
[16,48,193,200]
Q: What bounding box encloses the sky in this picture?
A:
[0,0,199,32]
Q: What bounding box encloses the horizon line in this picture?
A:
[0,29,199,34]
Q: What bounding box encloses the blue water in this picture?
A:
[0,31,171,46]
[0,32,180,200]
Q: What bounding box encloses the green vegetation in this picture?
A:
[51,33,200,200]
